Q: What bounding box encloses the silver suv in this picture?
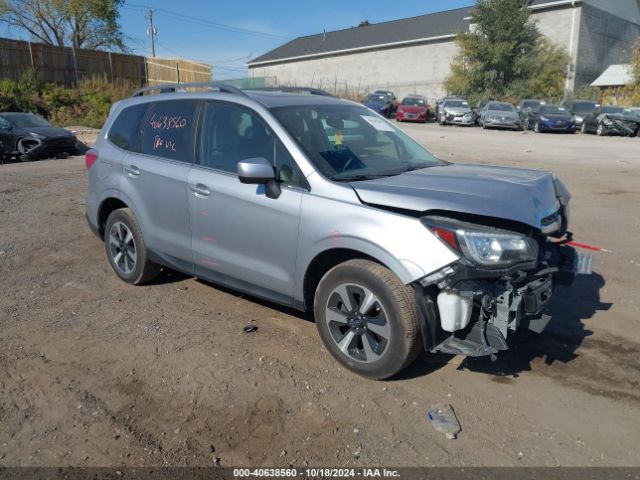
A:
[86,83,581,380]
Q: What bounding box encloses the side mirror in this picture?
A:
[237,157,275,184]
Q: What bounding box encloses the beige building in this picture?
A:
[247,0,640,100]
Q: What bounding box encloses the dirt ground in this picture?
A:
[1,124,639,468]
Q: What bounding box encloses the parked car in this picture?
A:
[564,100,600,128]
[478,101,522,130]
[396,95,429,123]
[581,106,640,136]
[0,112,78,162]
[86,82,580,380]
[473,100,488,125]
[438,99,474,126]
[435,96,460,120]
[363,93,395,118]
[373,90,399,115]
[517,99,546,128]
[529,105,575,133]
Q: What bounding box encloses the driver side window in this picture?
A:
[198,102,306,188]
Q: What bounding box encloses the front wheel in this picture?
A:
[596,123,606,136]
[313,259,422,380]
[534,122,541,133]
[581,123,588,134]
[104,208,161,285]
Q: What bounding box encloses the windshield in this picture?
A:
[540,106,568,115]
[401,97,426,106]
[572,102,599,113]
[602,106,624,114]
[7,113,51,128]
[487,103,515,112]
[365,94,387,104]
[444,100,469,108]
[522,101,541,110]
[272,104,444,181]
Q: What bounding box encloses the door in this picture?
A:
[119,100,199,272]
[189,101,306,305]
[0,116,13,155]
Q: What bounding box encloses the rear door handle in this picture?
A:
[189,183,211,198]
[125,165,140,177]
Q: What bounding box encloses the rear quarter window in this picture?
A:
[141,100,199,163]
[107,103,148,152]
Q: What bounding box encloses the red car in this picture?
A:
[396,95,430,123]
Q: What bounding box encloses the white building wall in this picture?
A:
[250,39,460,101]
[249,6,589,100]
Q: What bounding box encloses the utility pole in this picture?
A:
[146,8,157,57]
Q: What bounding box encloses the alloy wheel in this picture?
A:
[324,283,391,363]
[108,221,137,275]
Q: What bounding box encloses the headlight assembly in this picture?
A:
[423,217,539,268]
[29,132,46,140]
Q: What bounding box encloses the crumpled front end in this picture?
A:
[414,202,588,358]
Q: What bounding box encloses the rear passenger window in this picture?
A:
[107,103,148,152]
[140,100,198,163]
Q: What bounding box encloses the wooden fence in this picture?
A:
[0,37,212,87]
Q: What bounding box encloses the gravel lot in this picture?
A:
[1,124,639,467]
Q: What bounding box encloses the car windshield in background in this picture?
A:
[572,102,599,113]
[7,113,52,128]
[273,104,444,181]
[522,101,540,109]
[540,106,568,115]
[402,97,426,106]
[444,100,469,108]
[602,107,625,114]
[487,103,515,112]
[365,94,387,104]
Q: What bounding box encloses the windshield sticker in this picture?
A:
[334,131,343,145]
[361,115,395,132]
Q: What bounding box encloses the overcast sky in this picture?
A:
[117,0,474,79]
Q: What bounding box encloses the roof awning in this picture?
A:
[591,64,634,87]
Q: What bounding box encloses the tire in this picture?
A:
[596,123,606,136]
[104,208,161,285]
[313,259,422,380]
[581,123,587,134]
[534,122,541,133]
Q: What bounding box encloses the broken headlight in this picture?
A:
[424,217,539,268]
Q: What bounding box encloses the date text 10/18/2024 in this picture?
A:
[233,468,401,478]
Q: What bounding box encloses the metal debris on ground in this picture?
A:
[427,403,461,440]
[243,324,258,333]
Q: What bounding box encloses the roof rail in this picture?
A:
[131,82,248,98]
[247,86,334,97]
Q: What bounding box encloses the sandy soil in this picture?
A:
[1,124,639,467]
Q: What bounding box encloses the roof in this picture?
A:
[244,90,350,108]
[248,1,580,67]
[591,64,634,87]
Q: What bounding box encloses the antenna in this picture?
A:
[146,8,157,57]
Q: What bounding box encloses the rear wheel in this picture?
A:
[104,208,161,285]
[313,259,422,380]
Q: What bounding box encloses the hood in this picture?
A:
[17,126,75,138]
[540,113,572,121]
[444,106,472,114]
[486,110,518,119]
[399,105,427,113]
[351,163,563,230]
[605,114,640,123]
[363,101,387,111]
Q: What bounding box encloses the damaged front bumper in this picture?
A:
[414,242,584,358]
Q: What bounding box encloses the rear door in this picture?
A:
[119,100,199,273]
[188,101,306,305]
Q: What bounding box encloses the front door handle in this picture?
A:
[189,183,211,198]
[125,165,140,177]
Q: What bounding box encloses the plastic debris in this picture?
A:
[243,324,258,333]
[427,403,461,440]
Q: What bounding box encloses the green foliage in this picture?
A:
[444,0,569,105]
[0,76,134,128]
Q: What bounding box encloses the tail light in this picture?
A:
[85,149,98,169]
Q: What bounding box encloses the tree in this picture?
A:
[444,0,569,104]
[0,0,127,51]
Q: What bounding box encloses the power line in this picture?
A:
[125,3,290,41]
